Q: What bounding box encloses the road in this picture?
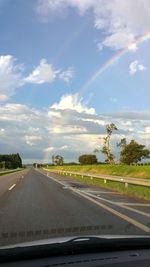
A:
[0,168,149,246]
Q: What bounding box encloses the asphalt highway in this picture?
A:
[0,168,149,246]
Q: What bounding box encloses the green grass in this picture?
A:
[72,175,150,201]
[0,169,23,176]
[46,164,150,179]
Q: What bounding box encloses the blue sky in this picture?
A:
[0,0,150,163]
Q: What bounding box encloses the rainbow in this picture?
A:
[42,32,150,163]
[79,32,150,95]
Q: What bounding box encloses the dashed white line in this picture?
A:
[8,184,16,191]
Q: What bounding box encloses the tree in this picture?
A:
[78,154,98,165]
[0,153,22,169]
[52,155,64,165]
[95,123,118,164]
[117,138,127,149]
[118,139,150,165]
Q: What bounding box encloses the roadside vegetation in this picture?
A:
[0,168,23,176]
[46,164,150,179]
[0,153,22,170]
[44,167,150,201]
[41,123,150,200]
[58,173,150,201]
[44,123,150,179]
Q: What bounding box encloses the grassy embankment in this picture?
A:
[45,165,150,201]
[0,169,23,176]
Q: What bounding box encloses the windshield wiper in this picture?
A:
[0,236,150,263]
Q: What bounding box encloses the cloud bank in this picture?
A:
[37,0,150,50]
[1,93,150,163]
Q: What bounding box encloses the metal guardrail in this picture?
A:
[47,169,150,188]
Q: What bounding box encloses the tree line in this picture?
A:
[51,123,150,166]
[93,123,150,165]
[0,153,22,169]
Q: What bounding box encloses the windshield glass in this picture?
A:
[0,0,150,247]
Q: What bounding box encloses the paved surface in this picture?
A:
[0,168,149,246]
[0,169,27,198]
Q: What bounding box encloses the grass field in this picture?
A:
[46,164,150,179]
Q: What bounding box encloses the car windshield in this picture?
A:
[0,0,150,247]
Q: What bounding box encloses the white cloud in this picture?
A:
[0,55,74,101]
[51,93,95,114]
[144,127,150,134]
[129,60,146,75]
[25,60,74,85]
[25,135,42,146]
[0,55,24,101]
[60,145,68,150]
[101,32,136,51]
[138,64,146,71]
[25,59,59,84]
[37,0,150,50]
[44,147,55,152]
[59,67,74,83]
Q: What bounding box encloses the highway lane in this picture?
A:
[0,169,28,198]
[0,168,149,246]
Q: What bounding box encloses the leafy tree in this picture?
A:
[0,153,22,169]
[118,139,150,165]
[117,138,127,149]
[52,155,64,165]
[78,154,98,165]
[95,123,118,164]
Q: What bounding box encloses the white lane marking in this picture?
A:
[81,190,119,194]
[83,191,150,219]
[42,171,150,206]
[45,173,150,234]
[74,190,150,234]
[46,171,150,218]
[62,186,72,189]
[121,205,150,218]
[8,184,16,191]
[97,192,120,194]
[116,203,150,207]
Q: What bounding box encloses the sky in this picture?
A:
[0,0,150,163]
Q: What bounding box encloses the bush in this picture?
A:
[78,154,98,165]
